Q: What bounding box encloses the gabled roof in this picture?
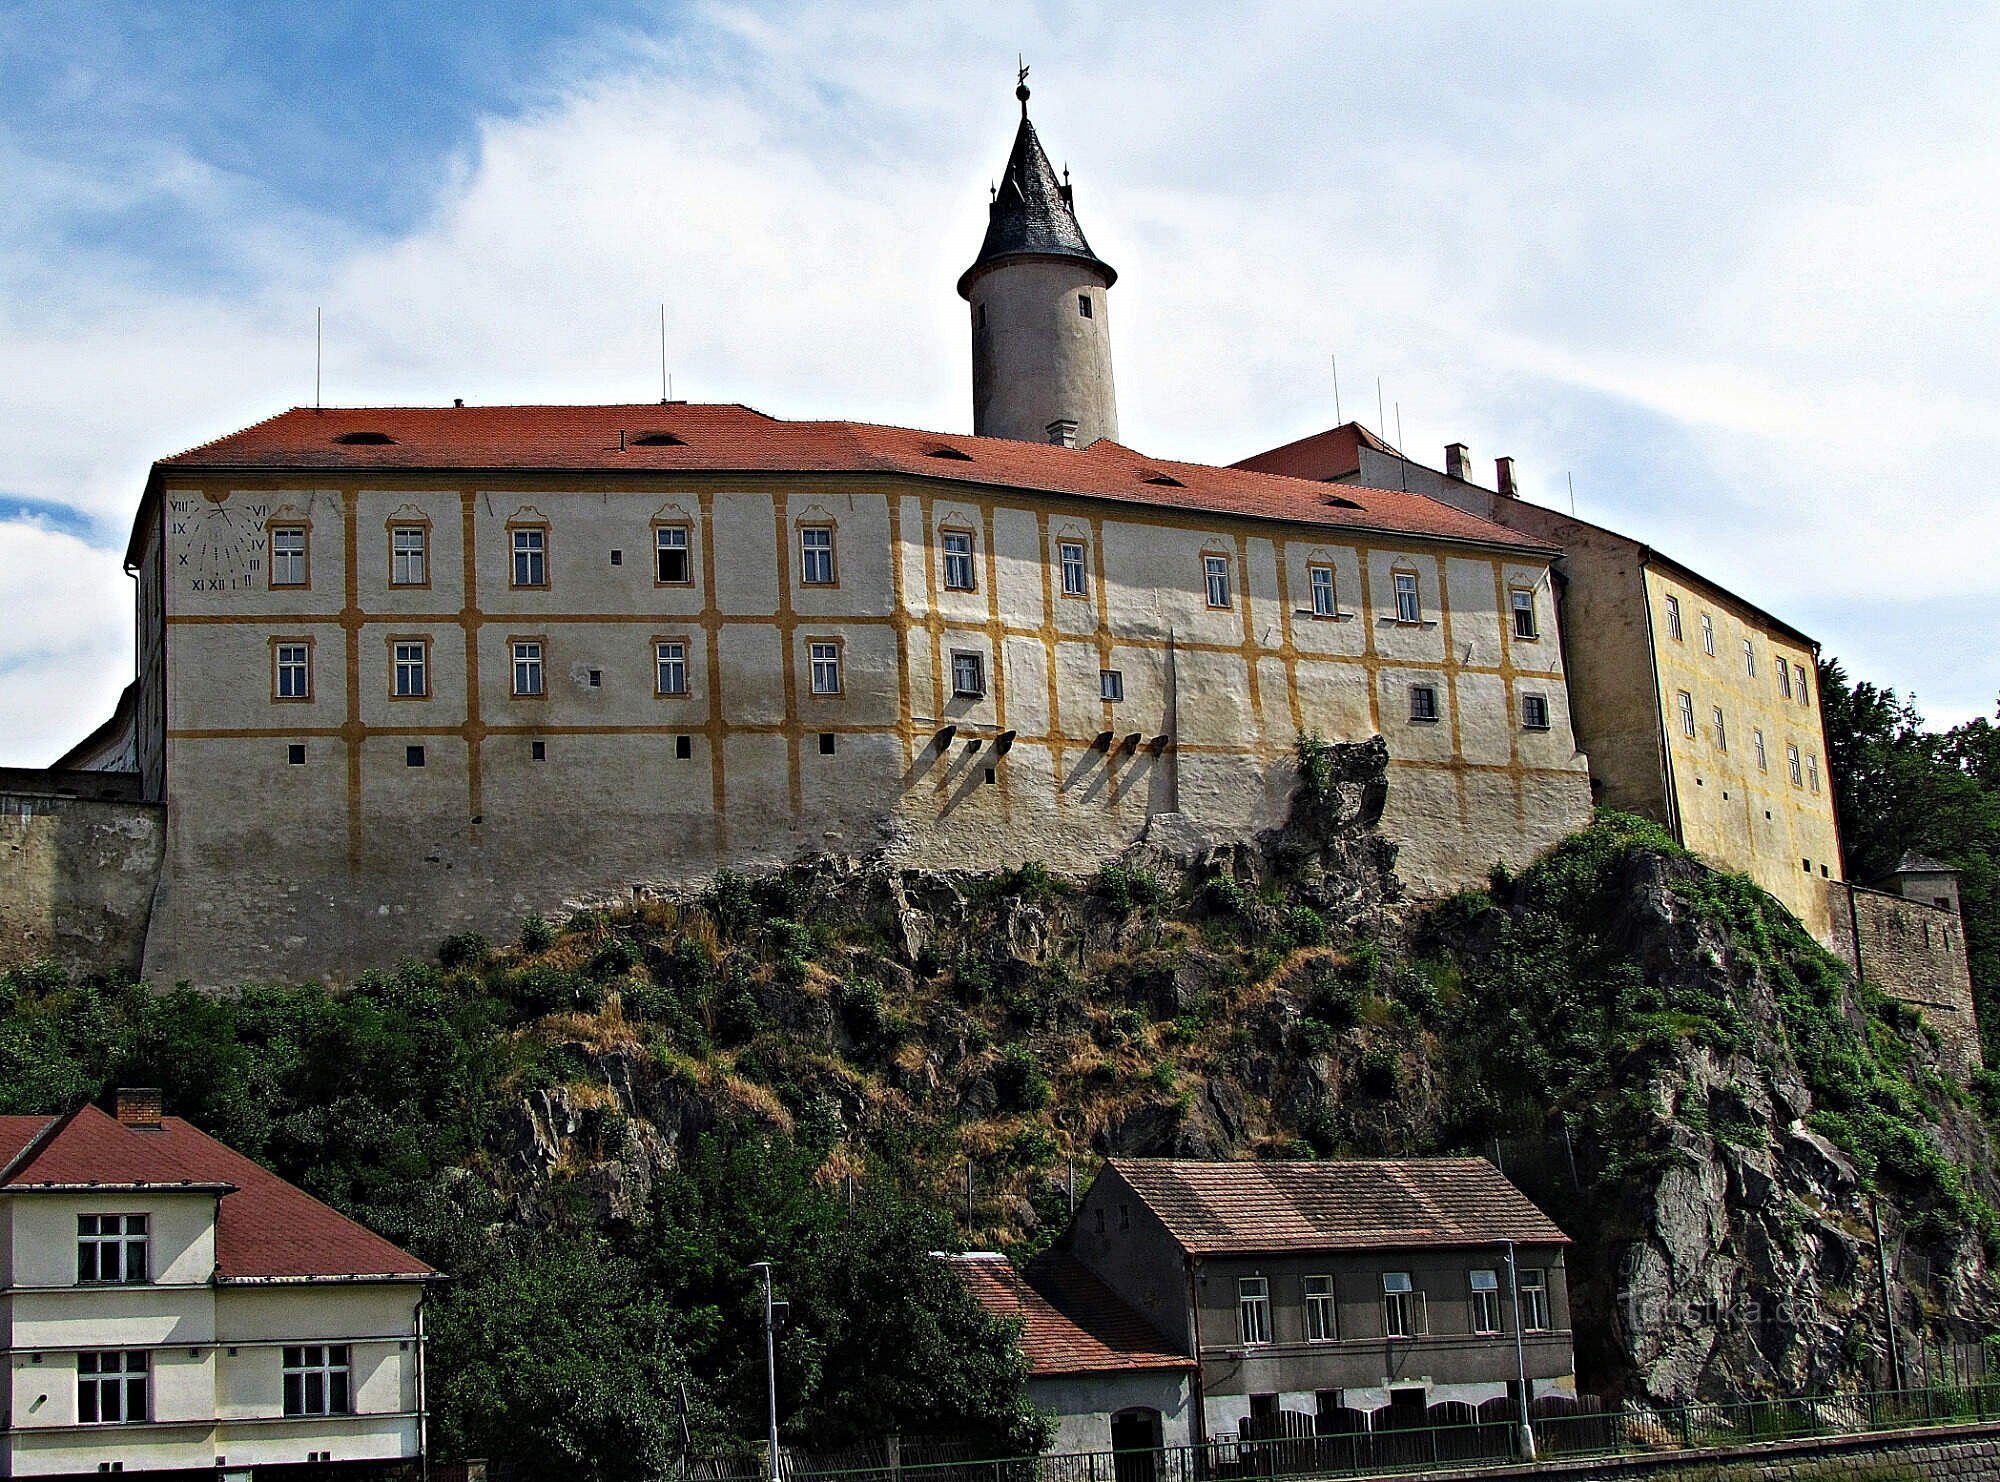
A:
[0,1105,434,1282]
[958,95,1114,298]
[1107,1157,1568,1254]
[144,404,1554,560]
[1229,422,1400,483]
[1888,851,1955,877]
[946,1252,1189,1376]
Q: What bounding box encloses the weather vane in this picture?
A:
[1016,55,1031,113]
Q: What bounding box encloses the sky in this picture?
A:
[3,1,1997,764]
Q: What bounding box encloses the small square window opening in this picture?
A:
[1410,685,1439,723]
[1522,694,1550,730]
[531,741,546,761]
[1077,294,1092,318]
[675,735,692,760]
[406,745,425,768]
[287,744,306,765]
[951,650,985,698]
[1100,669,1124,703]
[819,733,836,755]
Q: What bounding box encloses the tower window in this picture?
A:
[655,523,692,585]
[1309,563,1337,617]
[406,746,425,768]
[951,650,986,698]
[288,744,306,765]
[799,524,837,586]
[819,732,837,755]
[809,641,842,695]
[1521,694,1550,730]
[941,530,977,592]
[1100,669,1124,703]
[674,735,692,760]
[1393,570,1421,623]
[1077,294,1092,319]
[1203,553,1232,609]
[1409,685,1439,723]
[531,741,546,760]
[1511,587,1538,639]
[1059,540,1088,597]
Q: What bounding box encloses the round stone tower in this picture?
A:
[958,82,1119,448]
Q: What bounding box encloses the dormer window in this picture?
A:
[78,1213,148,1284]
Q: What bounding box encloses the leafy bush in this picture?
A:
[1093,863,1165,914]
[993,1043,1052,1111]
[439,932,491,971]
[519,915,557,953]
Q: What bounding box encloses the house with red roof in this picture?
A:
[1,1091,435,1480]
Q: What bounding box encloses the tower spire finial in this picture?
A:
[1016,56,1030,115]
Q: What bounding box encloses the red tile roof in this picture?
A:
[1108,1157,1568,1254]
[151,404,1553,556]
[1229,422,1395,482]
[1,1105,433,1282]
[947,1252,1189,1376]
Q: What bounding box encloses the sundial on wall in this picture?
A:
[168,495,268,591]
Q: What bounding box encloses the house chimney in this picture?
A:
[1445,443,1471,482]
[1046,418,1079,449]
[115,1088,163,1128]
[1495,457,1518,499]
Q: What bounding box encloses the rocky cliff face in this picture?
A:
[477,742,1998,1408]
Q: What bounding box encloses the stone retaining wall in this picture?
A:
[1824,879,1982,1078]
[0,769,164,981]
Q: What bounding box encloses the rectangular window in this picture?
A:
[1519,1270,1550,1331]
[391,525,427,586]
[1754,728,1768,771]
[1677,690,1696,738]
[1303,1275,1337,1343]
[1664,594,1683,641]
[1469,1269,1502,1335]
[77,1350,148,1424]
[1522,693,1550,730]
[1410,684,1439,723]
[951,650,985,698]
[1742,639,1757,677]
[512,641,545,697]
[271,526,308,587]
[392,640,429,698]
[1204,553,1232,608]
[1059,540,1088,597]
[1700,612,1716,655]
[1394,571,1421,623]
[1778,660,1793,699]
[1237,1276,1272,1346]
[799,525,836,586]
[942,530,976,591]
[283,1345,351,1418]
[1788,743,1803,786]
[1077,293,1092,319]
[1794,662,1810,707]
[77,1214,148,1284]
[655,524,691,585]
[1712,706,1727,751]
[511,526,547,588]
[809,641,842,695]
[1309,563,1337,617]
[274,643,310,701]
[1100,669,1124,703]
[1807,753,1820,793]
[1382,1272,1416,1339]
[1511,588,1537,639]
[655,641,688,697]
[674,735,692,760]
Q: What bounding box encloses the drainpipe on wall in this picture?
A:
[1185,1257,1209,1451]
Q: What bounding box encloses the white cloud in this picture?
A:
[0,521,131,764]
[1,1,1996,769]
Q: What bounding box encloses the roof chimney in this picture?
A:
[1495,457,1518,499]
[115,1087,163,1128]
[1046,418,1079,449]
[1445,443,1471,481]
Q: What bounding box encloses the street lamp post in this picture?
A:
[1501,1240,1537,1462]
[749,1261,781,1482]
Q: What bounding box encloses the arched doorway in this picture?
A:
[1110,1407,1163,1482]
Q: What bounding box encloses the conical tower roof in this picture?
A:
[958,91,1116,299]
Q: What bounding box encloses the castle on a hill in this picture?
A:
[0,84,1977,1067]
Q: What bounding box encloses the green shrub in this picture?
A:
[1356,1046,1400,1097]
[438,932,491,971]
[519,915,557,953]
[1093,863,1165,914]
[504,965,604,1017]
[994,1043,1052,1111]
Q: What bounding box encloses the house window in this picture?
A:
[1077,293,1092,318]
[1303,1275,1337,1342]
[1519,1270,1550,1331]
[941,530,977,591]
[674,735,692,761]
[951,650,986,698]
[656,641,689,697]
[1794,662,1810,707]
[1204,554,1232,608]
[1410,684,1439,723]
[1522,694,1550,731]
[1754,729,1768,771]
[271,526,308,588]
[512,641,545,697]
[1788,743,1803,786]
[819,732,836,755]
[1059,540,1088,597]
[799,525,836,586]
[1700,612,1716,655]
[391,525,427,586]
[1237,1276,1272,1346]
[392,640,429,698]
[1664,594,1683,642]
[511,526,548,587]
[1310,564,1337,617]
[77,1350,148,1424]
[1100,669,1124,703]
[1712,706,1727,751]
[289,744,307,765]
[1511,588,1537,639]
[77,1214,148,1284]
[1742,639,1757,677]
[406,745,425,768]
[1778,661,1793,700]
[1676,690,1696,739]
[1807,753,1820,793]
[655,524,692,585]
[1470,1269,1502,1335]
[283,1345,351,1417]
[1393,571,1421,623]
[809,642,842,695]
[274,643,310,701]
[1382,1272,1418,1338]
